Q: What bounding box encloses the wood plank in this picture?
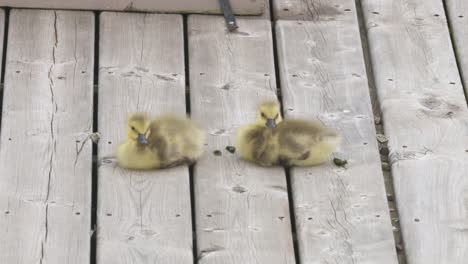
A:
[446,0,468,94]
[276,8,398,263]
[97,12,193,264]
[0,0,266,15]
[272,0,355,20]
[188,15,296,264]
[0,9,94,263]
[260,0,270,19]
[361,0,468,263]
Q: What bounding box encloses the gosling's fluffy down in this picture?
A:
[236,101,341,167]
[117,113,206,170]
[275,119,341,166]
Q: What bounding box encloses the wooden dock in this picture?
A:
[0,0,467,263]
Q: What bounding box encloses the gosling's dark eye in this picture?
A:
[261,112,266,118]
[131,126,136,131]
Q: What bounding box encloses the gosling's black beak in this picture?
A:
[137,133,148,145]
[266,119,276,128]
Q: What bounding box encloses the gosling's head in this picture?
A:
[127,113,151,145]
[256,100,283,128]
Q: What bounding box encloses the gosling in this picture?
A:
[236,101,341,167]
[117,113,206,170]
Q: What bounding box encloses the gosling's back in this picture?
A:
[236,124,278,167]
[276,120,341,166]
[148,115,206,164]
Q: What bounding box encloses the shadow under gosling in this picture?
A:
[117,113,206,170]
[236,101,341,167]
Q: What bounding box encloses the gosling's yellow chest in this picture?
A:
[117,141,160,170]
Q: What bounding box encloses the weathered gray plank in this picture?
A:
[188,15,295,264]
[0,0,266,15]
[446,0,468,95]
[0,10,94,263]
[273,0,354,20]
[361,0,468,263]
[260,0,271,19]
[276,8,398,263]
[97,12,193,264]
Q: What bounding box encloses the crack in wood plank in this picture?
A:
[42,12,59,262]
[198,245,225,261]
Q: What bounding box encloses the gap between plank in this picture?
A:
[269,1,300,263]
[90,10,100,264]
[354,1,407,263]
[441,0,468,106]
[0,8,10,133]
[183,14,198,264]
[283,168,300,263]
[184,14,192,115]
[269,0,282,98]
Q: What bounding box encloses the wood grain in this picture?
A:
[260,0,271,19]
[446,0,468,95]
[0,9,94,263]
[0,0,266,15]
[276,7,398,263]
[361,0,468,263]
[272,0,355,20]
[188,15,296,264]
[97,12,193,264]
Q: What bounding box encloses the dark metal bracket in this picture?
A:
[219,0,238,32]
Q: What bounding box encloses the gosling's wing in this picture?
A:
[149,116,207,161]
[145,120,171,161]
[147,132,169,161]
[277,132,308,154]
[237,125,266,146]
[277,120,339,153]
[237,124,271,163]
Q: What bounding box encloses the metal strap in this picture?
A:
[219,0,238,31]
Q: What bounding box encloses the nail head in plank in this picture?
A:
[362,0,468,263]
[188,15,296,264]
[276,12,398,263]
[0,9,94,263]
[97,12,193,264]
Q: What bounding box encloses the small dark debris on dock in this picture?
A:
[333,158,348,167]
[225,146,236,153]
